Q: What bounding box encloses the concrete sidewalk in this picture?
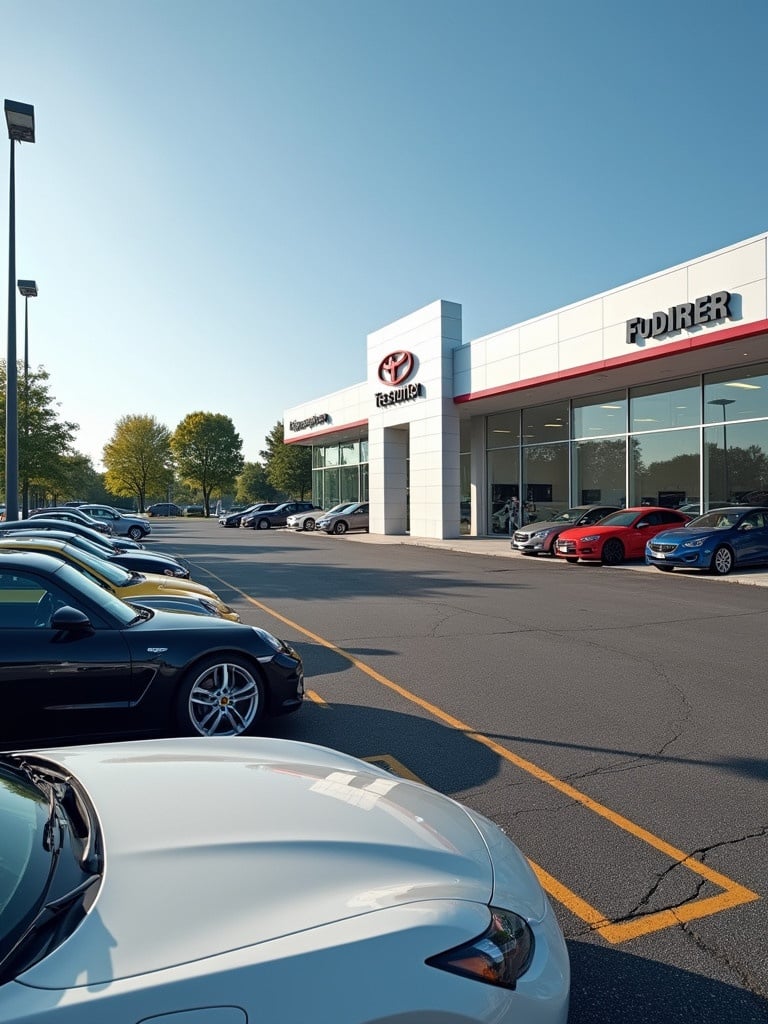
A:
[344,531,768,587]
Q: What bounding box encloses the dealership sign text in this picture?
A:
[626,290,732,345]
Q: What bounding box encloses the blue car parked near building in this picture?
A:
[645,506,768,576]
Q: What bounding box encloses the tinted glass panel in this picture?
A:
[522,403,568,445]
[630,377,699,431]
[629,427,699,508]
[572,392,626,439]
[704,364,768,423]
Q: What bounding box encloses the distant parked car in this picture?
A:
[555,506,690,565]
[317,502,370,535]
[77,503,151,541]
[146,502,182,517]
[242,501,317,530]
[220,502,277,528]
[0,517,143,551]
[287,503,348,531]
[512,505,621,556]
[182,505,205,517]
[646,506,768,576]
[29,506,113,537]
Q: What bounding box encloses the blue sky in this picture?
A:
[4,0,767,469]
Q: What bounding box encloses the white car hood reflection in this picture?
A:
[18,737,540,987]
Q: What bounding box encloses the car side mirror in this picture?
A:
[51,606,93,633]
[636,521,649,529]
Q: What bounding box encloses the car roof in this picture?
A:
[0,548,68,572]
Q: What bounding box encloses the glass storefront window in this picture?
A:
[572,393,626,439]
[324,446,340,468]
[488,447,519,534]
[629,428,699,508]
[522,402,568,445]
[340,466,360,504]
[313,448,325,469]
[340,442,359,465]
[704,363,768,423]
[460,452,471,534]
[522,443,569,522]
[571,439,626,507]
[704,420,768,506]
[630,377,699,432]
[487,411,521,449]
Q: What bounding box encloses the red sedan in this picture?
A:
[554,506,691,565]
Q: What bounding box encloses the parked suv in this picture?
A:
[243,501,318,530]
[78,503,152,541]
[221,502,277,528]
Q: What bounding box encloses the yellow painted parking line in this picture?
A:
[305,689,329,707]
[363,754,426,784]
[200,575,760,943]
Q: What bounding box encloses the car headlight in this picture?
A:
[163,566,188,576]
[580,534,602,542]
[682,538,705,548]
[426,907,534,989]
[252,626,285,652]
[198,598,221,615]
[532,529,554,540]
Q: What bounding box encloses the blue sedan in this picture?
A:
[645,506,768,576]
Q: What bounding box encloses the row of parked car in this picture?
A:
[0,506,570,1024]
[511,502,768,576]
[219,500,370,534]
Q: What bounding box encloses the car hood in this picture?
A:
[559,524,625,539]
[517,518,570,533]
[650,527,721,544]
[13,738,546,987]
[118,572,217,599]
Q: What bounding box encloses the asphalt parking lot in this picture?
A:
[141,519,768,1023]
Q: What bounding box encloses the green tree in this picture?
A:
[171,412,244,515]
[236,461,285,505]
[0,361,79,515]
[102,415,173,512]
[260,421,312,499]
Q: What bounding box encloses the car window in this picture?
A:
[660,510,685,524]
[0,570,67,628]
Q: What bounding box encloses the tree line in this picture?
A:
[0,360,310,514]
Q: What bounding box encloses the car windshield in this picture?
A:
[61,543,132,585]
[552,508,590,523]
[0,765,53,939]
[688,511,742,529]
[53,561,139,624]
[592,511,639,527]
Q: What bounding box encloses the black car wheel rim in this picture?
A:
[187,662,260,736]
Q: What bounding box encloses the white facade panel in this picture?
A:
[601,269,688,329]
[518,314,558,353]
[558,329,604,370]
[558,298,603,340]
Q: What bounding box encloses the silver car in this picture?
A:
[287,503,349,531]
[78,503,151,541]
[511,505,620,556]
[317,501,370,535]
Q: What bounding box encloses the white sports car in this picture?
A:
[0,737,570,1023]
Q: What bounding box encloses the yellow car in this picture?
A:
[0,537,240,621]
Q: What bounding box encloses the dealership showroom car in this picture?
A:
[286,502,350,531]
[511,504,621,556]
[77,504,151,541]
[0,550,304,746]
[0,537,239,621]
[317,501,370,534]
[554,506,691,564]
[646,505,768,575]
[0,735,569,1023]
[242,501,317,529]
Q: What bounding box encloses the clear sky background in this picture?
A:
[4,0,767,470]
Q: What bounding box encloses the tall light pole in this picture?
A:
[4,99,35,523]
[17,278,37,519]
[708,397,736,504]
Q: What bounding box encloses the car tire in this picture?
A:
[257,519,270,530]
[303,518,316,531]
[175,655,264,737]
[655,565,675,572]
[128,526,144,541]
[333,521,348,535]
[710,545,734,576]
[565,557,578,564]
[601,539,624,566]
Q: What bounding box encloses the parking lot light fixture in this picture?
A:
[5,99,36,524]
[17,279,38,519]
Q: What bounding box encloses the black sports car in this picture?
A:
[0,549,304,748]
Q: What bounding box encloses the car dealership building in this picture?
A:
[284,231,768,539]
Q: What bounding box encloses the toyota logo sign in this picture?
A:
[378,351,414,387]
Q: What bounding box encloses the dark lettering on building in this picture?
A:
[289,413,331,431]
[626,291,732,345]
[375,383,424,407]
